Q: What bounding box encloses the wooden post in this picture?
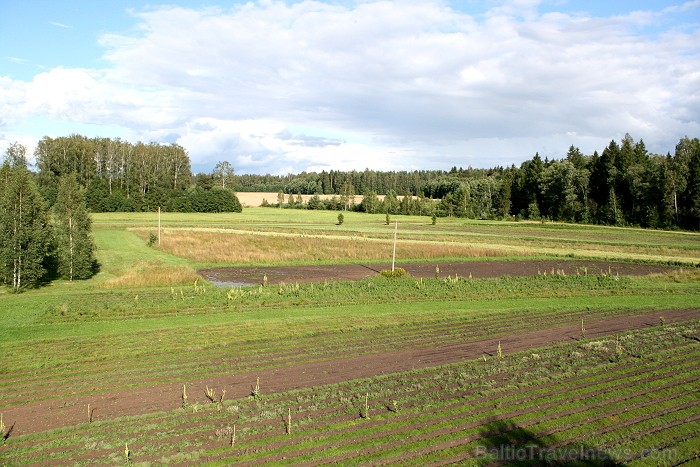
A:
[158,206,161,246]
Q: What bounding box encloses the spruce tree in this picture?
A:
[54,173,96,280]
[686,140,700,229]
[0,161,53,291]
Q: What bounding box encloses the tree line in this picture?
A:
[246,134,700,230]
[1,135,242,291]
[34,135,241,213]
[1,144,96,291]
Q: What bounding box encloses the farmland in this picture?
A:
[0,209,699,465]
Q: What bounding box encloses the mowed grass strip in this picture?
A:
[24,270,699,326]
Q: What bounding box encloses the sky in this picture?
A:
[1,0,699,175]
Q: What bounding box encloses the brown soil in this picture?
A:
[3,308,698,438]
[199,260,676,286]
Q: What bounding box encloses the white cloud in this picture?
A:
[49,21,72,29]
[1,0,699,173]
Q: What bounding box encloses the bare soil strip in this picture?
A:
[4,308,698,438]
[1,308,637,406]
[199,260,676,286]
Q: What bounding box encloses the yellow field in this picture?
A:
[236,192,392,207]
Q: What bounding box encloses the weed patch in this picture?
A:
[102,261,200,288]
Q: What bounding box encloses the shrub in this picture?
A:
[379,267,408,278]
[167,187,242,213]
[147,233,158,247]
[337,213,344,225]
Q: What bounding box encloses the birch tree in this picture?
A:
[54,174,96,280]
[0,147,52,291]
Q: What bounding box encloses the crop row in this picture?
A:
[2,300,637,380]
[1,320,697,465]
[0,303,682,406]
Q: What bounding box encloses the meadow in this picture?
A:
[0,207,698,465]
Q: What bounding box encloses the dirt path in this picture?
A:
[4,308,698,438]
[199,260,676,286]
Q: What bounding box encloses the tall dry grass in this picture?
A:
[102,261,201,288]
[134,229,514,263]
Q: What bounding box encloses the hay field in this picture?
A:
[132,228,514,264]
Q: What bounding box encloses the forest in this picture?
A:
[244,134,700,230]
[4,133,700,230]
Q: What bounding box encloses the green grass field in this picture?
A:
[0,208,698,465]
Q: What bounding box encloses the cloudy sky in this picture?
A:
[1,0,698,174]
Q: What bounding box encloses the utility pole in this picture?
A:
[391,222,397,271]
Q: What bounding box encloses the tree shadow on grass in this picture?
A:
[475,417,619,466]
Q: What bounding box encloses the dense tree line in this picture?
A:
[7,132,700,230]
[0,144,96,291]
[507,135,700,229]
[264,189,435,216]
[247,134,700,230]
[33,135,241,213]
[236,167,496,197]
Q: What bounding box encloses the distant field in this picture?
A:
[237,191,381,207]
[236,191,405,207]
[87,209,700,267]
[0,209,698,465]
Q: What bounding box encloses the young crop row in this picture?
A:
[3,307,695,407]
[6,336,700,464]
[0,300,685,407]
[1,320,697,465]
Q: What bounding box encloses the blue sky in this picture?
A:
[1,0,699,174]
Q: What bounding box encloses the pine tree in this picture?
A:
[54,174,96,280]
[0,161,53,291]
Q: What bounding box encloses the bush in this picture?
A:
[307,194,325,210]
[168,188,243,213]
[337,213,344,225]
[379,267,408,278]
[147,233,158,247]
